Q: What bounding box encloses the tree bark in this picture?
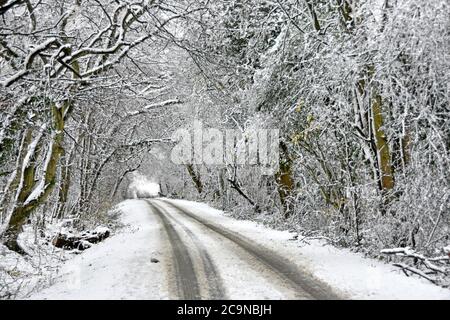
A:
[371,93,394,190]
[275,141,294,218]
[2,102,69,253]
[186,164,203,194]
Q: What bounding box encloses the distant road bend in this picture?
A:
[146,199,341,300]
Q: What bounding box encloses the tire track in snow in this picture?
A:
[160,199,340,300]
[147,201,226,299]
[146,201,200,300]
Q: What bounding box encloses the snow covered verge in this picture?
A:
[27,200,168,300]
[0,222,75,299]
[166,199,450,300]
[0,242,63,299]
[0,200,164,300]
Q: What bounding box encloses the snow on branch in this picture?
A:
[381,247,449,283]
[23,140,54,206]
[123,137,173,149]
[392,263,437,283]
[127,99,182,117]
[1,38,60,87]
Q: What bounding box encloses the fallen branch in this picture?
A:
[392,263,437,283]
[381,247,448,274]
[52,226,110,251]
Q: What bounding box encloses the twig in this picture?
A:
[393,263,437,283]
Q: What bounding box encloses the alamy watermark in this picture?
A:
[170,120,280,175]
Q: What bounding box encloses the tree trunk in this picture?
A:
[2,102,68,253]
[55,151,72,219]
[275,141,294,218]
[371,93,394,190]
[305,0,321,32]
[186,164,203,194]
[0,129,32,222]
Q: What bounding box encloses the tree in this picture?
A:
[0,0,199,252]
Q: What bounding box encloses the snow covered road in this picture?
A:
[29,199,450,300]
[148,201,225,299]
[153,199,339,300]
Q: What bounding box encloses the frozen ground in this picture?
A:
[26,199,450,300]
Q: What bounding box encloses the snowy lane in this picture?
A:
[152,199,340,300]
[147,201,201,299]
[147,201,225,299]
[27,199,450,300]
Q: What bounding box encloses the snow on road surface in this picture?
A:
[165,199,450,300]
[29,199,450,300]
[154,199,337,299]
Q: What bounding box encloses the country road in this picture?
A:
[27,199,450,300]
[148,199,340,300]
